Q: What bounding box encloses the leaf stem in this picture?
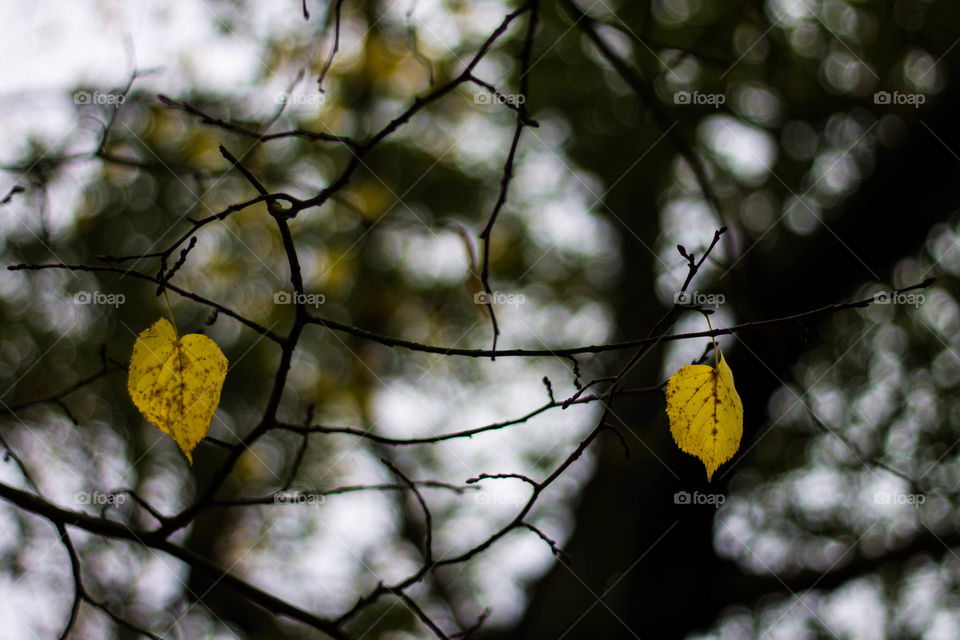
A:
[706,314,718,366]
[162,289,179,338]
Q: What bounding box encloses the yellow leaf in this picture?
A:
[127,318,228,463]
[665,351,743,482]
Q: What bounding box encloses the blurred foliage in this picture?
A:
[2,0,960,638]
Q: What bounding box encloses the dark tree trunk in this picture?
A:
[495,54,960,640]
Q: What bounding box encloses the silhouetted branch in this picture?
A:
[8,263,283,343]
[302,276,934,358]
[522,522,570,564]
[0,184,24,205]
[208,480,474,508]
[477,2,539,354]
[382,457,435,565]
[452,607,491,639]
[0,482,351,639]
[467,473,538,488]
[317,0,345,92]
[0,4,944,638]
[559,0,727,235]
[0,360,123,417]
[157,95,361,150]
[55,523,82,640]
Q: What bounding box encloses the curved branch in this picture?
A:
[7,263,283,343]
[305,277,934,358]
[0,482,350,640]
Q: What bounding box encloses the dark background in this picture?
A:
[2,1,960,638]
